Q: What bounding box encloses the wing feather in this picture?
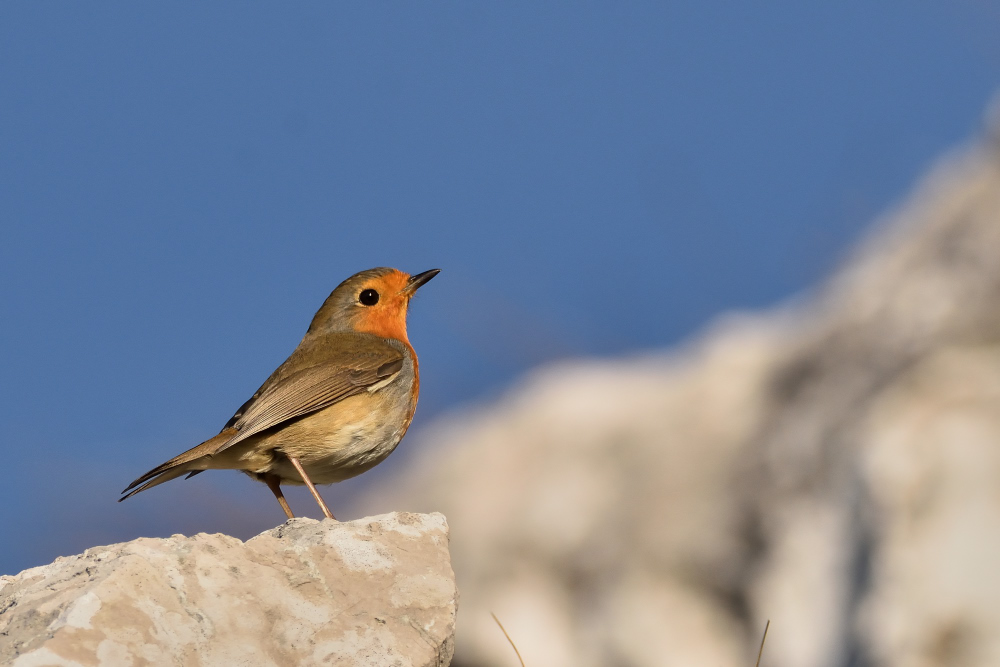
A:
[119,332,407,502]
[216,355,404,452]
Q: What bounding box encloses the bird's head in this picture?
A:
[307,267,439,342]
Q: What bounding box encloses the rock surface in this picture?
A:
[0,513,457,667]
[355,121,1000,666]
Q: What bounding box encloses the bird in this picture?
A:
[120,267,439,520]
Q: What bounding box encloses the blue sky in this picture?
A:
[2,2,998,574]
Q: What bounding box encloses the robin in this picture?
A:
[120,267,439,520]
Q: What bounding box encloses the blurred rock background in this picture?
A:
[354,121,1000,666]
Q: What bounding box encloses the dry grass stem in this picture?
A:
[490,612,526,667]
[755,619,770,667]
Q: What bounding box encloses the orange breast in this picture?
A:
[355,300,410,343]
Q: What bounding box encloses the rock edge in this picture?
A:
[0,512,457,667]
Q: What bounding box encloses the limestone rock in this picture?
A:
[0,513,457,667]
[858,345,1000,667]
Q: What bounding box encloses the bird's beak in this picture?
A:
[402,269,440,295]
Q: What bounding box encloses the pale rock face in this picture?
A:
[0,513,457,667]
[860,346,1000,667]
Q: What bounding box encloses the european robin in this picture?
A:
[120,267,439,520]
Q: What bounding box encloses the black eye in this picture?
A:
[359,288,380,306]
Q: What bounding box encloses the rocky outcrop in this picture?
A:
[742,137,1000,667]
[0,513,457,667]
[355,126,1000,666]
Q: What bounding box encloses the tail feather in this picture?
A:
[119,428,238,501]
[119,467,192,502]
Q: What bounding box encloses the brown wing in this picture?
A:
[119,353,403,500]
[217,354,403,451]
[120,332,407,501]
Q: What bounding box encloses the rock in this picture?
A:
[745,138,1000,667]
[0,513,457,667]
[858,345,1000,667]
[355,122,1000,666]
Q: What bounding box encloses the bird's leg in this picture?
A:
[288,456,336,520]
[264,473,295,520]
